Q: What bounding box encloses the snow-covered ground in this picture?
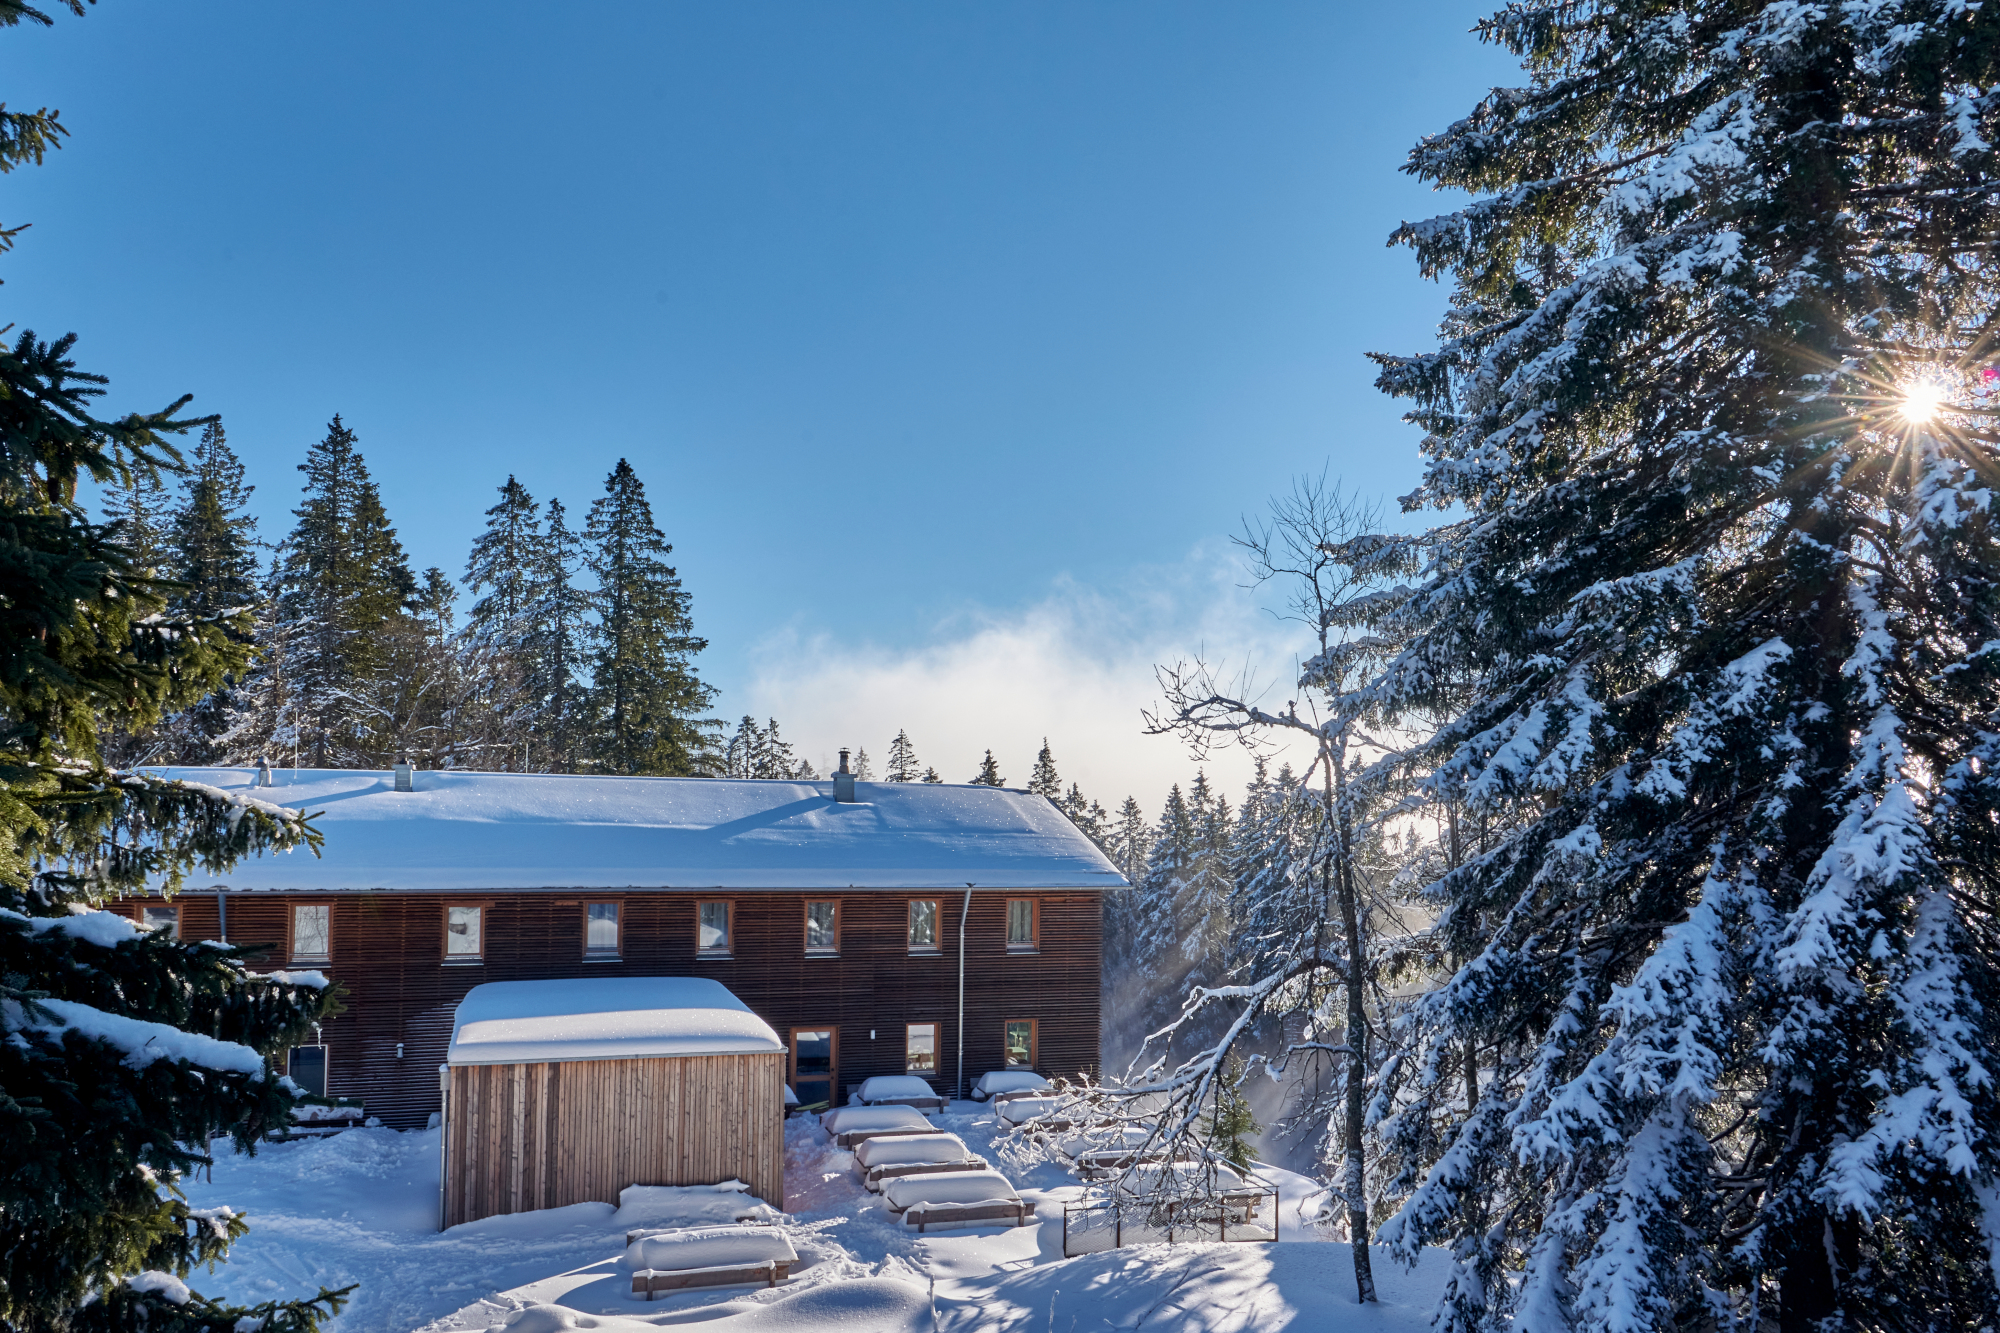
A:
[180,1100,1447,1332]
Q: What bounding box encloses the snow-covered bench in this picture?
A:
[852,1132,986,1191]
[996,1095,1070,1132]
[624,1225,797,1298]
[820,1103,936,1148]
[882,1170,1032,1232]
[1113,1163,1266,1221]
[279,1100,369,1138]
[1059,1126,1164,1179]
[851,1074,945,1111]
[970,1070,1050,1103]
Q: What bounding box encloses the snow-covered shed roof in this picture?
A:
[447,977,784,1066]
[146,767,1128,892]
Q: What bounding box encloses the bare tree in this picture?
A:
[1123,475,1427,1303]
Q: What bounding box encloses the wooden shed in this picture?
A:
[441,977,786,1228]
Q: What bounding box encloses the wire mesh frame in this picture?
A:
[1060,1188,1282,1258]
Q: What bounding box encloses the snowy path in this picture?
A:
[180,1101,1443,1333]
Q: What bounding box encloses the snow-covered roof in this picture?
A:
[144,767,1129,892]
[447,977,784,1066]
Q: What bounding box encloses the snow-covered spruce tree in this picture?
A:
[273,415,418,767]
[583,459,717,775]
[98,455,170,575]
[1349,1,2000,1325]
[523,496,590,771]
[461,473,549,767]
[1027,738,1062,799]
[969,749,1005,786]
[919,765,943,783]
[1199,1059,1264,1176]
[756,719,798,779]
[849,745,873,780]
[721,716,762,779]
[0,196,343,1333]
[1061,781,1112,849]
[885,729,920,782]
[101,420,266,767]
[464,475,543,646]
[367,566,527,770]
[171,420,261,624]
[1111,795,1150,887]
[1101,782,1201,1065]
[127,420,266,766]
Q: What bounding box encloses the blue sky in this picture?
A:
[14,1,1515,801]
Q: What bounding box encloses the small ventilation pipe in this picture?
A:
[394,756,415,793]
[833,748,856,803]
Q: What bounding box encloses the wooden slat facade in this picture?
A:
[441,1052,785,1227]
[119,889,1105,1132]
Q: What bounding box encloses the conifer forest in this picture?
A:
[9,1,2000,1331]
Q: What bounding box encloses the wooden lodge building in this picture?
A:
[121,765,1127,1129]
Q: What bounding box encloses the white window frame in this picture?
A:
[1006,898,1037,952]
[444,903,484,962]
[907,899,940,953]
[584,901,622,958]
[804,900,839,955]
[905,1021,939,1074]
[290,903,331,963]
[697,900,733,957]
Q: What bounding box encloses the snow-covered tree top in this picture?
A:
[140,766,1130,892]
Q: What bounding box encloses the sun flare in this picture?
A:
[1898,377,1949,424]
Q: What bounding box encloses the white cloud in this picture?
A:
[738,542,1318,817]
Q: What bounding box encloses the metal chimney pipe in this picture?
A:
[833,749,856,803]
[394,756,415,793]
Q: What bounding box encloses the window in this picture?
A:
[290,904,331,962]
[585,902,621,957]
[697,900,732,956]
[1006,899,1037,951]
[804,900,838,955]
[907,899,940,952]
[906,1022,938,1074]
[139,904,179,938]
[1004,1019,1037,1068]
[444,904,483,961]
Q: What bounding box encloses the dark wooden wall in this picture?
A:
[126,889,1104,1128]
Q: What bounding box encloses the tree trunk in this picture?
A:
[1777,1214,1839,1333]
[1329,742,1377,1304]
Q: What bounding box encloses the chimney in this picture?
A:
[255,755,274,788]
[833,748,855,803]
[393,756,415,793]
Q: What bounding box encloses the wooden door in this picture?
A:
[790,1027,836,1112]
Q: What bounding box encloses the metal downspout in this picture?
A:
[957,884,974,1101]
